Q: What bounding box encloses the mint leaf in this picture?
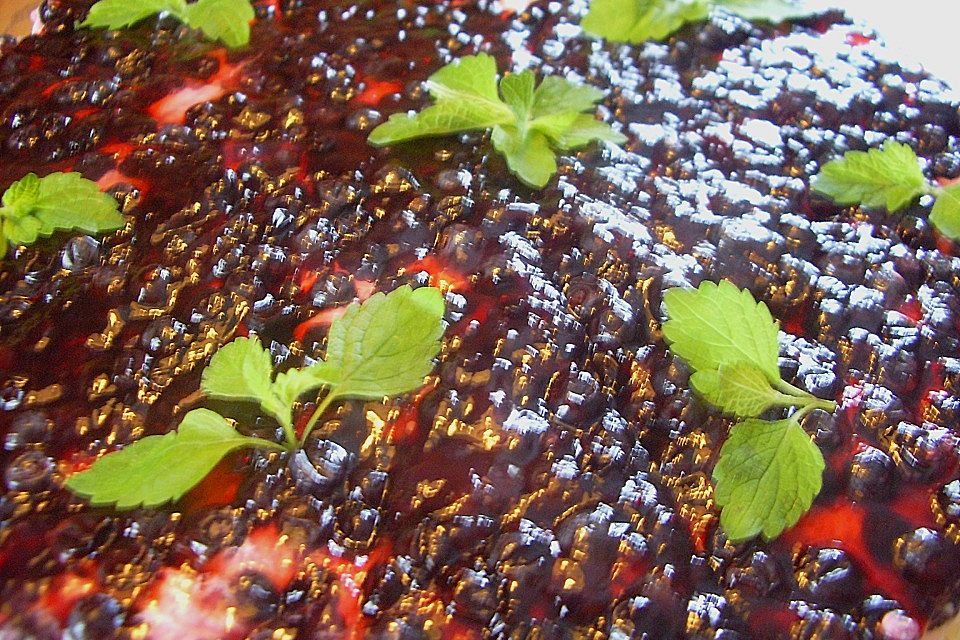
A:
[369,54,624,188]
[182,0,254,49]
[582,0,710,44]
[492,127,557,190]
[551,115,627,150]
[2,215,42,246]
[501,70,536,119]
[582,0,813,44]
[80,0,253,48]
[80,0,181,29]
[201,336,275,403]
[811,141,927,212]
[426,54,513,115]
[713,0,813,21]
[691,362,796,417]
[2,173,39,215]
[368,102,511,145]
[531,77,606,117]
[499,71,624,187]
[931,183,960,240]
[319,285,444,400]
[0,172,123,256]
[31,172,125,235]
[201,336,294,426]
[65,408,279,509]
[368,54,514,145]
[662,280,781,381]
[713,418,825,541]
[271,363,334,413]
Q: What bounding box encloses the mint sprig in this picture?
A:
[368,54,626,188]
[811,140,960,241]
[66,285,445,510]
[663,280,835,542]
[80,0,255,48]
[0,172,124,258]
[581,0,813,44]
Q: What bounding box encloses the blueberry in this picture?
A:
[5,451,54,492]
[848,447,894,501]
[793,547,861,606]
[725,551,783,599]
[934,479,960,542]
[64,594,124,640]
[288,439,354,497]
[892,527,948,582]
[4,412,52,450]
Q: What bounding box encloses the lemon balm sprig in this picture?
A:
[811,140,960,240]
[66,285,446,509]
[368,54,626,189]
[662,280,836,542]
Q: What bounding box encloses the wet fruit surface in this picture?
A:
[0,0,959,638]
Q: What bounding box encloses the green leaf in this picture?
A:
[368,54,514,146]
[581,0,811,43]
[691,362,796,417]
[31,172,125,235]
[713,0,814,21]
[532,76,606,118]
[811,141,927,212]
[368,54,623,188]
[2,173,40,214]
[201,336,274,402]
[0,172,123,256]
[713,418,825,541]
[492,126,557,189]
[526,77,627,150]
[271,363,335,413]
[368,102,513,146]
[320,285,445,400]
[549,114,627,150]
[182,0,255,48]
[582,0,710,44]
[662,280,781,381]
[931,184,960,241]
[500,71,537,120]
[2,215,42,246]
[424,53,507,108]
[80,0,252,48]
[65,408,276,509]
[580,0,638,42]
[200,336,290,427]
[80,0,182,29]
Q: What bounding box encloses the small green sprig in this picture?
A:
[66,285,445,509]
[368,54,626,189]
[79,0,255,48]
[811,140,960,240]
[663,280,835,542]
[581,0,814,44]
[0,172,124,258]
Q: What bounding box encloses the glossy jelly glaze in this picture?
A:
[0,0,958,638]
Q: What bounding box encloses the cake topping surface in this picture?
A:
[0,0,958,637]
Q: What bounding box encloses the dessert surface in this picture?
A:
[0,1,959,638]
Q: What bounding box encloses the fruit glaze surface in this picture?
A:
[0,0,959,638]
